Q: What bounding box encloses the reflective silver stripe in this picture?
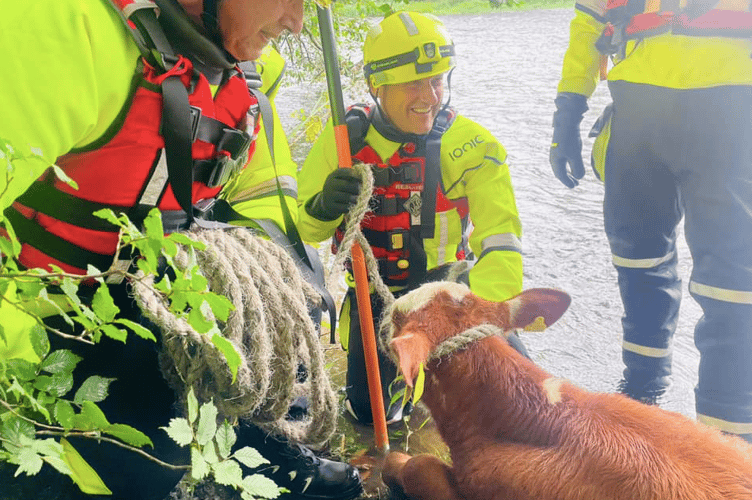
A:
[697,414,752,435]
[611,251,674,269]
[480,233,522,254]
[229,175,297,203]
[690,281,752,305]
[141,150,169,206]
[436,212,450,265]
[399,12,419,35]
[622,340,671,358]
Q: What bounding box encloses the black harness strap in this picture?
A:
[421,108,453,239]
[243,83,338,340]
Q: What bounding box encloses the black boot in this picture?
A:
[616,370,670,406]
[237,424,362,500]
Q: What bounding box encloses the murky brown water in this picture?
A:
[281,8,702,498]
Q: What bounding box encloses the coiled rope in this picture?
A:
[132,227,338,446]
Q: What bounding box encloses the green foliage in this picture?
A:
[162,389,284,500]
[0,141,250,493]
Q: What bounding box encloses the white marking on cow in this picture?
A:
[542,377,565,405]
[394,281,471,313]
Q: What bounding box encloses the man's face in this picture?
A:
[375,74,445,135]
[218,0,304,61]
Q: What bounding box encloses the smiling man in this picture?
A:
[297,11,523,426]
[0,0,363,499]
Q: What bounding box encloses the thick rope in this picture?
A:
[428,323,504,362]
[132,227,338,446]
[326,163,393,311]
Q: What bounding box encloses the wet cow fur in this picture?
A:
[381,282,752,500]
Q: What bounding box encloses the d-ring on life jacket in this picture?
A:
[5,0,261,275]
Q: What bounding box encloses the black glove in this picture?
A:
[306,168,363,221]
[550,92,588,188]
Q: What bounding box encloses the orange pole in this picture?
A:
[319,7,389,453]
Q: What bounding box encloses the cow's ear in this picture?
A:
[390,332,432,387]
[503,289,571,332]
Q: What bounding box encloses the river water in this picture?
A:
[280,8,701,421]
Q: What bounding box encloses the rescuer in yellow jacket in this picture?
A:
[297,11,523,424]
[550,0,752,442]
[0,1,362,499]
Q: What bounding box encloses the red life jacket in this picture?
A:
[334,104,470,287]
[598,0,752,55]
[5,0,260,274]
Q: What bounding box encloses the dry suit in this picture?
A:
[297,104,523,423]
[561,0,752,440]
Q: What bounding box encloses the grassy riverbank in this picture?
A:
[336,0,574,17]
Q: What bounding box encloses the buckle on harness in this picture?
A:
[206,154,241,188]
[205,128,253,188]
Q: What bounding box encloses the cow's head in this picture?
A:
[385,282,571,386]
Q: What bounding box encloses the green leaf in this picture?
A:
[211,459,243,487]
[54,400,76,429]
[91,286,119,323]
[51,165,78,190]
[104,424,153,448]
[99,324,128,343]
[1,416,35,447]
[7,358,38,381]
[31,437,64,457]
[190,270,208,292]
[204,293,235,323]
[413,363,426,405]
[15,446,44,477]
[215,420,236,459]
[201,440,219,464]
[29,323,50,359]
[142,209,165,239]
[211,333,241,383]
[92,209,120,226]
[242,473,283,499]
[34,372,74,397]
[73,375,114,404]
[188,305,214,334]
[232,446,268,469]
[167,232,199,247]
[76,401,111,430]
[161,418,193,447]
[196,401,218,446]
[59,277,83,309]
[191,446,210,481]
[113,318,156,342]
[60,438,113,495]
[42,453,72,477]
[187,388,198,425]
[41,349,82,374]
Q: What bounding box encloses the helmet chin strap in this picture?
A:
[368,67,454,142]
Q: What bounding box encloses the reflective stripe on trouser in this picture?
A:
[606,81,752,438]
[343,288,400,422]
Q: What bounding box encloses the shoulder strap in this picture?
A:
[421,106,455,239]
[245,87,338,339]
[344,104,372,155]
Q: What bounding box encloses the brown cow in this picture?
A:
[381,282,752,500]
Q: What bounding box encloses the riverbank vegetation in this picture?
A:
[336,0,575,17]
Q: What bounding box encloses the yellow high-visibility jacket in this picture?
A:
[560,0,752,98]
[0,1,293,361]
[297,111,523,303]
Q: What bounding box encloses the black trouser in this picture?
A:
[344,288,401,423]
